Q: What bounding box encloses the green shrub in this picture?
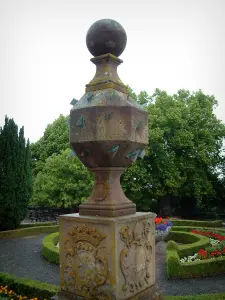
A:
[0,225,59,239]
[167,219,222,227]
[0,272,59,300]
[42,233,59,265]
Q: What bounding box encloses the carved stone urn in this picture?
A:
[69,19,148,217]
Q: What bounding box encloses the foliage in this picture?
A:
[124,88,225,213]
[30,114,69,176]
[0,117,32,230]
[29,88,225,213]
[30,149,93,208]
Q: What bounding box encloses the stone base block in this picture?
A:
[59,212,156,300]
[56,283,163,300]
[79,202,136,217]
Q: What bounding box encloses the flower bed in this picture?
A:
[166,227,225,279]
[0,285,40,300]
[180,229,225,263]
[0,273,58,300]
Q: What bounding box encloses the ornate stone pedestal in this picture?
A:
[55,18,164,300]
[58,212,160,300]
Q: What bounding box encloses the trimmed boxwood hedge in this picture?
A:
[0,272,59,300]
[171,226,225,233]
[166,219,223,227]
[166,229,225,279]
[42,233,60,265]
[165,231,210,258]
[19,222,58,228]
[0,225,59,239]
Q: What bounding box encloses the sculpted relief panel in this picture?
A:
[61,224,114,299]
[119,219,153,296]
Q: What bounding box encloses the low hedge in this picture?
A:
[165,231,210,258]
[20,222,58,228]
[166,230,225,279]
[0,225,59,239]
[167,219,223,227]
[0,272,59,300]
[171,226,225,233]
[42,233,60,265]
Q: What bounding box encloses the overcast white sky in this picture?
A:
[0,0,225,143]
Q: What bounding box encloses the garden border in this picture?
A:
[20,222,58,228]
[166,228,225,279]
[166,219,223,227]
[0,225,59,239]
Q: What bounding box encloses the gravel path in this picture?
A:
[1,235,225,296]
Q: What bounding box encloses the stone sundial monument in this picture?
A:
[58,19,161,300]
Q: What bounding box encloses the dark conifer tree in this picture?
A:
[0,117,32,230]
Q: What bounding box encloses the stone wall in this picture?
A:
[23,207,79,223]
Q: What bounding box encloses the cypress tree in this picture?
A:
[0,117,32,230]
[22,139,32,220]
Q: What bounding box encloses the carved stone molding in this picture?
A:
[120,220,152,295]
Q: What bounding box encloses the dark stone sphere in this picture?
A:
[86,19,127,57]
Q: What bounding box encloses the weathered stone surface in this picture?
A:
[59,212,157,300]
[86,19,127,57]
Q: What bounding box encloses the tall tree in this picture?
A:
[30,149,93,208]
[0,117,32,230]
[30,114,69,176]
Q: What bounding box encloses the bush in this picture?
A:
[0,225,59,239]
[0,272,59,300]
[42,233,59,265]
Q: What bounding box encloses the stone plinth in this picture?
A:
[58,212,159,300]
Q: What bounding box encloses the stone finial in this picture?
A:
[86,19,127,57]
